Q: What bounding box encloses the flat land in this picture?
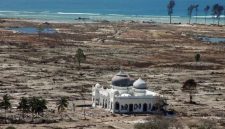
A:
[0,19,224,129]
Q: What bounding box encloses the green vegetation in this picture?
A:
[195,53,201,62]
[57,97,69,119]
[29,97,47,121]
[188,5,195,24]
[188,4,199,24]
[5,126,16,129]
[212,4,224,25]
[167,0,175,24]
[75,48,86,69]
[182,79,197,103]
[0,94,12,123]
[17,97,30,119]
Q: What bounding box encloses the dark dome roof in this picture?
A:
[111,71,132,87]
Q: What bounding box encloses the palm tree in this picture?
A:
[17,97,30,119]
[204,5,210,24]
[57,97,69,119]
[182,79,197,103]
[0,94,12,123]
[167,0,175,24]
[29,97,47,121]
[188,4,195,24]
[224,9,225,25]
[195,53,201,62]
[36,98,47,116]
[212,4,224,25]
[194,4,199,23]
[75,48,86,69]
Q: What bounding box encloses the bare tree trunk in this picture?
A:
[32,112,34,122]
[205,13,207,24]
[189,17,191,24]
[189,93,193,103]
[218,18,220,26]
[195,11,198,23]
[5,110,7,124]
[170,15,172,24]
[83,99,86,119]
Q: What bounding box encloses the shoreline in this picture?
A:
[1,17,224,27]
[0,12,224,25]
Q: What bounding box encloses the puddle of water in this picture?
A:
[198,36,225,43]
[6,27,56,34]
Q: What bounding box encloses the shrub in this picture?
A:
[5,126,16,129]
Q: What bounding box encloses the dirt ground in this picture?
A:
[0,19,224,129]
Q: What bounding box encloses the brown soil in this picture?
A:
[0,19,224,129]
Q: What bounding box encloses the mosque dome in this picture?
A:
[95,83,101,88]
[111,71,132,87]
[133,78,147,89]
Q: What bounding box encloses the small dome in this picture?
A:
[133,78,147,89]
[111,71,132,87]
[95,83,101,88]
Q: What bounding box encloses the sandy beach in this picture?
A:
[0,18,224,129]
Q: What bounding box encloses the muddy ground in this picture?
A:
[0,19,224,129]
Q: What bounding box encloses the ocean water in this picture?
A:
[0,0,224,23]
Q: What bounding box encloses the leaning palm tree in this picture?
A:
[0,94,12,123]
[194,4,199,23]
[17,97,30,119]
[204,5,210,24]
[57,97,69,119]
[167,0,176,24]
[188,4,195,24]
[75,48,86,69]
[212,4,224,25]
[182,79,197,103]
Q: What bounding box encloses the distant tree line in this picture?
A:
[167,0,225,25]
[0,94,69,123]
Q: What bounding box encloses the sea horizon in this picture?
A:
[0,0,224,24]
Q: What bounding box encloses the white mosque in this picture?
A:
[92,71,166,114]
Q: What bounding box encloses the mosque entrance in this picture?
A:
[129,104,133,112]
[143,103,147,112]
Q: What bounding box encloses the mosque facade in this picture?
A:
[92,71,166,114]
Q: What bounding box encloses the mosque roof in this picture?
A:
[133,78,147,89]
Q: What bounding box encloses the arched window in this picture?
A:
[115,102,120,110]
[151,105,157,111]
[124,104,128,110]
[149,103,151,110]
[134,104,138,110]
[102,99,105,108]
[121,105,124,110]
[143,103,147,112]
[105,100,107,108]
[139,104,141,109]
